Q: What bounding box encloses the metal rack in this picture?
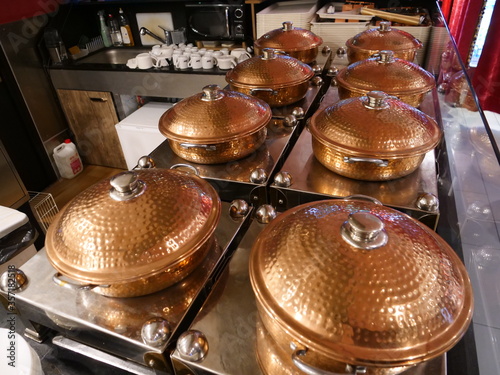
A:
[28,192,59,233]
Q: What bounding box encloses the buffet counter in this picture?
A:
[2,1,499,375]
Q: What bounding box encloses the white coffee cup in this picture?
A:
[172,50,182,65]
[189,54,202,69]
[212,51,223,58]
[175,55,189,69]
[231,48,252,62]
[220,47,229,55]
[216,55,237,70]
[136,53,153,69]
[202,55,215,69]
[150,53,169,68]
[160,47,174,59]
[151,45,162,56]
[126,58,137,69]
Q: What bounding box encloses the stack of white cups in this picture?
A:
[126,43,252,71]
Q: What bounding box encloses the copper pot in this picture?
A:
[346,22,423,64]
[307,156,420,205]
[444,70,478,112]
[308,91,442,181]
[255,317,413,375]
[249,197,473,374]
[159,85,271,164]
[254,21,323,64]
[77,238,225,334]
[336,50,435,107]
[191,146,274,183]
[226,48,314,107]
[45,168,221,297]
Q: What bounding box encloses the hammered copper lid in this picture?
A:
[45,169,221,285]
[309,91,442,157]
[254,21,323,52]
[347,22,422,53]
[158,85,271,143]
[226,48,314,87]
[336,50,435,95]
[249,198,473,366]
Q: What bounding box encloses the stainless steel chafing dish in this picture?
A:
[269,86,441,229]
[171,200,471,375]
[254,21,323,64]
[249,199,472,375]
[0,196,253,374]
[158,85,272,165]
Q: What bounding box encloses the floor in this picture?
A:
[42,164,126,211]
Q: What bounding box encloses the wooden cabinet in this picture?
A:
[57,89,127,169]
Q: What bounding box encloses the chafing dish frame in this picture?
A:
[0,201,253,374]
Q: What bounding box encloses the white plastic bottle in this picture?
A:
[53,139,83,179]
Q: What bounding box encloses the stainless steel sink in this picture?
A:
[74,48,150,65]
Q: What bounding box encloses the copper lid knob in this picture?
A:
[282,21,293,31]
[201,84,224,101]
[364,91,389,109]
[341,212,388,250]
[379,21,392,32]
[109,171,145,201]
[262,48,276,60]
[377,50,395,63]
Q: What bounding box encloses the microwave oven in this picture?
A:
[185,1,249,42]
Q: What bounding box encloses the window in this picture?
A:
[469,0,496,67]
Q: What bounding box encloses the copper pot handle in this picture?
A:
[343,194,383,206]
[273,49,289,56]
[250,87,278,96]
[179,143,217,151]
[291,346,367,375]
[343,156,389,167]
[52,273,110,291]
[170,163,200,176]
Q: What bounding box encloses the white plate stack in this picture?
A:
[256,0,318,39]
[310,4,370,53]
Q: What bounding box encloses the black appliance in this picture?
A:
[185,0,248,42]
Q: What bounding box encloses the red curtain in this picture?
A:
[447,0,500,113]
[448,0,484,64]
[471,2,500,113]
[441,0,455,20]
